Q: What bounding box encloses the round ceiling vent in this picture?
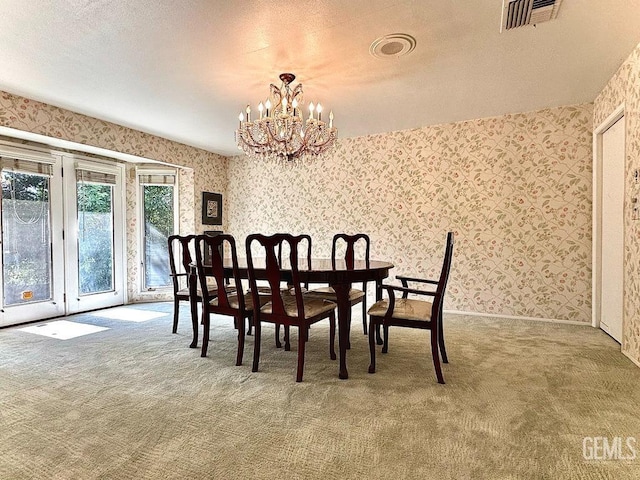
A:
[369,33,417,59]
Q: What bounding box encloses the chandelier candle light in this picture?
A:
[235,73,337,161]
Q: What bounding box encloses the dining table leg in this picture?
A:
[331,282,352,379]
[188,270,199,348]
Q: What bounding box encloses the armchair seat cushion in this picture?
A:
[261,296,337,319]
[177,287,197,297]
[209,292,268,311]
[368,298,433,322]
[253,286,292,295]
[305,286,365,302]
[181,284,236,298]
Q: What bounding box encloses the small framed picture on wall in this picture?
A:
[202,192,222,225]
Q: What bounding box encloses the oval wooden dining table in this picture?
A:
[189,258,394,379]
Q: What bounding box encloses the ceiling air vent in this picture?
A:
[500,0,562,32]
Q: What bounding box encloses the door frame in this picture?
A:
[592,103,625,335]
[0,142,66,326]
[0,140,129,326]
[62,153,127,314]
[136,166,180,295]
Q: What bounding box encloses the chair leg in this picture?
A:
[368,317,377,373]
[362,296,368,335]
[438,309,448,364]
[346,308,352,350]
[247,316,253,336]
[296,325,306,382]
[252,321,261,373]
[431,328,445,384]
[375,323,383,345]
[374,282,383,345]
[191,296,200,328]
[275,324,282,348]
[236,314,245,366]
[201,311,210,358]
[382,325,389,353]
[172,298,180,333]
[284,325,291,351]
[439,328,448,364]
[329,312,336,360]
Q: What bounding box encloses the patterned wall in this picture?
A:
[2,41,639,363]
[0,91,227,302]
[227,104,594,323]
[594,40,640,366]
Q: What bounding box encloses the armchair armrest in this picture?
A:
[381,284,436,298]
[395,275,437,299]
[374,284,436,320]
[396,274,438,286]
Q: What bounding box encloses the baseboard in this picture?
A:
[623,349,640,368]
[445,309,591,326]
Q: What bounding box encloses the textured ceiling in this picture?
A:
[0,0,639,156]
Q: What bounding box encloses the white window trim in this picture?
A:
[136,166,179,294]
[62,153,127,311]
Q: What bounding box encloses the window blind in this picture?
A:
[76,169,117,185]
[138,174,176,185]
[1,157,53,176]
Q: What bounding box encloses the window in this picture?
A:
[138,169,177,290]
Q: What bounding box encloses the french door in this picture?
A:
[0,145,125,326]
[63,158,125,314]
[0,148,65,325]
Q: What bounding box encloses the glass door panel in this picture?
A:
[2,171,52,304]
[64,158,125,314]
[77,182,115,295]
[0,154,65,327]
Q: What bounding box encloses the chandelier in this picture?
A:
[235,73,338,161]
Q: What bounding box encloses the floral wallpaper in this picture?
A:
[0,91,228,303]
[227,104,594,323]
[594,40,640,367]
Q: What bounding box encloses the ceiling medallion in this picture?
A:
[370,33,417,59]
[235,73,338,162]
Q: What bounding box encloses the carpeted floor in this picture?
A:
[0,302,639,479]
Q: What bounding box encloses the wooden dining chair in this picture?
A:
[195,234,268,365]
[253,234,312,289]
[251,233,312,349]
[276,234,312,350]
[246,233,336,382]
[168,234,200,334]
[367,232,454,384]
[305,233,371,335]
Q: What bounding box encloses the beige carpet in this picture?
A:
[0,302,639,479]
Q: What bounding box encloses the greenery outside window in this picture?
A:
[76,169,116,295]
[1,159,53,306]
[138,170,177,291]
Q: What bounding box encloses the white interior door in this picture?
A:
[600,115,625,343]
